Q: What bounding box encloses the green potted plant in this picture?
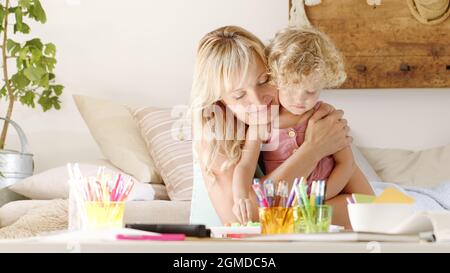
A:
[0,0,64,188]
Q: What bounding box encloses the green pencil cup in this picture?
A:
[293,205,332,233]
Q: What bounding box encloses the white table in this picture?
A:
[0,237,449,253]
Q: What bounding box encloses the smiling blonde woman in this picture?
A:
[190,25,352,226]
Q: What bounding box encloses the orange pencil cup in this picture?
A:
[259,207,294,235]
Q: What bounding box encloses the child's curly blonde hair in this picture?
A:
[266,26,346,89]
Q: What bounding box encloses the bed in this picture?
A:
[0,89,449,235]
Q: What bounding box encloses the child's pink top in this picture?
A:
[262,102,335,185]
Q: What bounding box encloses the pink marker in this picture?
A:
[110,174,122,201]
[252,183,269,208]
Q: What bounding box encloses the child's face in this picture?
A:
[278,73,323,115]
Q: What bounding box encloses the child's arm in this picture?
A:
[232,126,261,224]
[325,146,356,200]
[342,166,374,196]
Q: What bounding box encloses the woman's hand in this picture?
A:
[232,198,258,225]
[304,103,352,160]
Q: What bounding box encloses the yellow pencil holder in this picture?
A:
[84,201,125,229]
[293,205,332,233]
[259,207,294,235]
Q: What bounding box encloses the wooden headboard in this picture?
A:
[288,0,450,88]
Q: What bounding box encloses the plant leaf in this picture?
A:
[19,0,32,9]
[0,85,6,98]
[52,96,61,110]
[6,39,21,55]
[41,56,56,71]
[0,5,5,24]
[24,66,45,82]
[18,46,30,61]
[28,0,46,23]
[14,8,23,33]
[44,43,56,57]
[51,84,64,96]
[31,48,42,63]
[38,72,49,88]
[38,94,51,111]
[25,38,43,50]
[13,22,30,34]
[19,22,30,34]
[19,91,35,107]
[11,71,31,89]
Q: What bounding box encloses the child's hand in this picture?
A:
[232,198,257,225]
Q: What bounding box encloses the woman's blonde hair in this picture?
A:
[189,26,267,178]
[266,26,346,89]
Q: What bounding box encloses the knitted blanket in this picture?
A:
[0,199,68,239]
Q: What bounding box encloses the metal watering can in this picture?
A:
[0,118,34,190]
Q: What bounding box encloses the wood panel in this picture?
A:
[289,0,450,88]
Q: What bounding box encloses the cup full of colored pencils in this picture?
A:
[292,179,332,233]
[67,163,135,230]
[252,177,332,234]
[253,178,295,235]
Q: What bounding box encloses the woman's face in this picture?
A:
[221,56,279,125]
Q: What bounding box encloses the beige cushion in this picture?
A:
[9,160,169,201]
[360,144,450,187]
[131,107,193,201]
[124,201,190,224]
[0,200,190,228]
[73,95,162,183]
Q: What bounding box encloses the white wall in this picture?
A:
[321,89,450,150]
[0,0,289,172]
[1,0,449,174]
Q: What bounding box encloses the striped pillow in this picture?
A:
[131,107,193,201]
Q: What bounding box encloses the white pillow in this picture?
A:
[360,144,450,187]
[131,106,193,201]
[9,160,169,201]
[73,95,162,184]
[353,144,381,182]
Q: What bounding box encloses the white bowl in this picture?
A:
[348,203,415,234]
